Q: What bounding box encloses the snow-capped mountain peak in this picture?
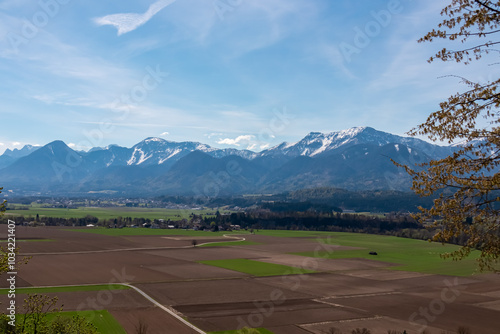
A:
[0,127,464,196]
[259,126,452,159]
[143,137,166,144]
[0,127,453,173]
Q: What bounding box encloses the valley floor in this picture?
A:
[1,227,499,334]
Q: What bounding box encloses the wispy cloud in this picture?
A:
[2,0,471,151]
[205,132,223,139]
[94,0,178,36]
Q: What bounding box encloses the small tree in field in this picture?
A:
[50,315,98,334]
[18,294,61,334]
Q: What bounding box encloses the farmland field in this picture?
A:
[69,227,248,237]
[209,329,274,334]
[0,225,499,334]
[4,205,230,220]
[199,258,318,276]
[296,232,481,276]
[44,310,126,334]
[200,240,261,247]
[14,310,126,334]
[0,238,53,242]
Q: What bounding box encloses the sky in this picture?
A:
[0,0,498,154]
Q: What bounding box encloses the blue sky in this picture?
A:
[0,0,498,154]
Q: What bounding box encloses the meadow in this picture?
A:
[16,310,126,334]
[198,258,317,277]
[295,232,481,276]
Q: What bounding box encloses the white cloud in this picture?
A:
[160,131,169,136]
[68,143,76,148]
[12,142,21,146]
[217,135,255,146]
[32,94,97,108]
[0,143,4,146]
[94,0,178,36]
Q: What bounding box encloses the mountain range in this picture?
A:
[0,127,455,197]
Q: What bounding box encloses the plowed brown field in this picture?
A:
[1,226,499,334]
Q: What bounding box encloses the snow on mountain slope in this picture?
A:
[0,127,465,195]
[0,127,453,172]
[122,137,257,166]
[260,127,452,159]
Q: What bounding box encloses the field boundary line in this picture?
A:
[322,291,401,299]
[122,283,207,334]
[312,298,369,313]
[10,282,207,334]
[299,316,385,329]
[20,234,248,256]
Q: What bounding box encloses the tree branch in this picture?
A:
[474,0,500,14]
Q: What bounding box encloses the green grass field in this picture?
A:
[200,240,261,247]
[68,227,249,237]
[0,284,130,295]
[49,310,125,334]
[209,329,274,334]
[295,232,481,276]
[199,258,317,277]
[5,206,229,220]
[39,310,125,334]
